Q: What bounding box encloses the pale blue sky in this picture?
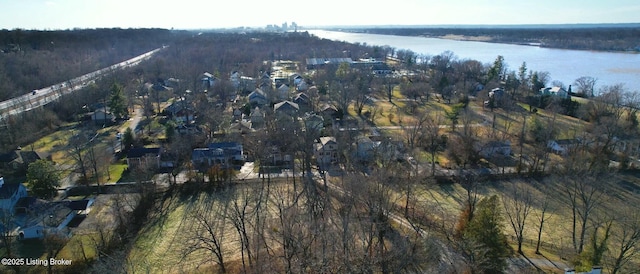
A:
[1,0,639,30]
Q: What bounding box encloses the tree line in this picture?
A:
[348,26,640,52]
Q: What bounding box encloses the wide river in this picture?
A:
[308,30,640,92]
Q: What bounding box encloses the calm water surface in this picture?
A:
[308,30,640,92]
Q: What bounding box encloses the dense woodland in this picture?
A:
[1,28,639,273]
[0,28,174,101]
[346,25,640,52]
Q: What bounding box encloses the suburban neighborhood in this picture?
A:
[0,27,638,273]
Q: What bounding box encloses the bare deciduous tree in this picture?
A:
[559,174,604,254]
[182,192,229,273]
[607,208,640,274]
[502,182,534,254]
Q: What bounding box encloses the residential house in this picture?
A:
[291,74,304,86]
[303,113,324,132]
[248,88,269,106]
[306,58,354,70]
[265,146,293,166]
[165,78,181,89]
[202,72,217,90]
[250,107,265,128]
[238,76,257,93]
[191,142,244,170]
[0,149,51,173]
[260,72,271,88]
[315,137,338,165]
[126,147,161,170]
[16,198,93,240]
[228,121,254,135]
[275,83,291,101]
[540,86,569,98]
[175,124,202,135]
[230,71,241,89]
[91,108,115,124]
[355,136,378,161]
[353,136,402,163]
[271,71,289,88]
[371,63,392,75]
[0,177,27,213]
[548,138,581,155]
[164,101,195,124]
[273,100,299,116]
[296,80,309,92]
[319,104,339,120]
[479,141,512,158]
[292,92,310,111]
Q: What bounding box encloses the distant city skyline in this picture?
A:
[1,0,639,30]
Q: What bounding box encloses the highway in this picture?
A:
[0,47,165,119]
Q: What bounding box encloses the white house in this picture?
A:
[315,137,338,165]
[548,139,581,155]
[0,177,28,213]
[17,199,93,240]
[540,86,569,98]
[91,108,115,123]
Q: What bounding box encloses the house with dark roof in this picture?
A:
[275,83,290,101]
[248,88,269,106]
[274,100,299,116]
[0,177,27,212]
[0,149,51,173]
[164,101,196,124]
[16,198,94,240]
[191,142,244,171]
[126,147,161,170]
[292,92,310,110]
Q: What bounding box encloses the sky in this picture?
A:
[1,0,639,30]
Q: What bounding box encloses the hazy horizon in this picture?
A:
[1,0,639,30]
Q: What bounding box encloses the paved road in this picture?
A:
[0,47,164,118]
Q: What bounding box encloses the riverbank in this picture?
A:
[337,26,640,53]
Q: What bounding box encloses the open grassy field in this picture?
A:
[126,181,291,273]
[387,171,640,271]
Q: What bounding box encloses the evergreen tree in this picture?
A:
[463,195,511,273]
[108,82,128,119]
[122,127,135,151]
